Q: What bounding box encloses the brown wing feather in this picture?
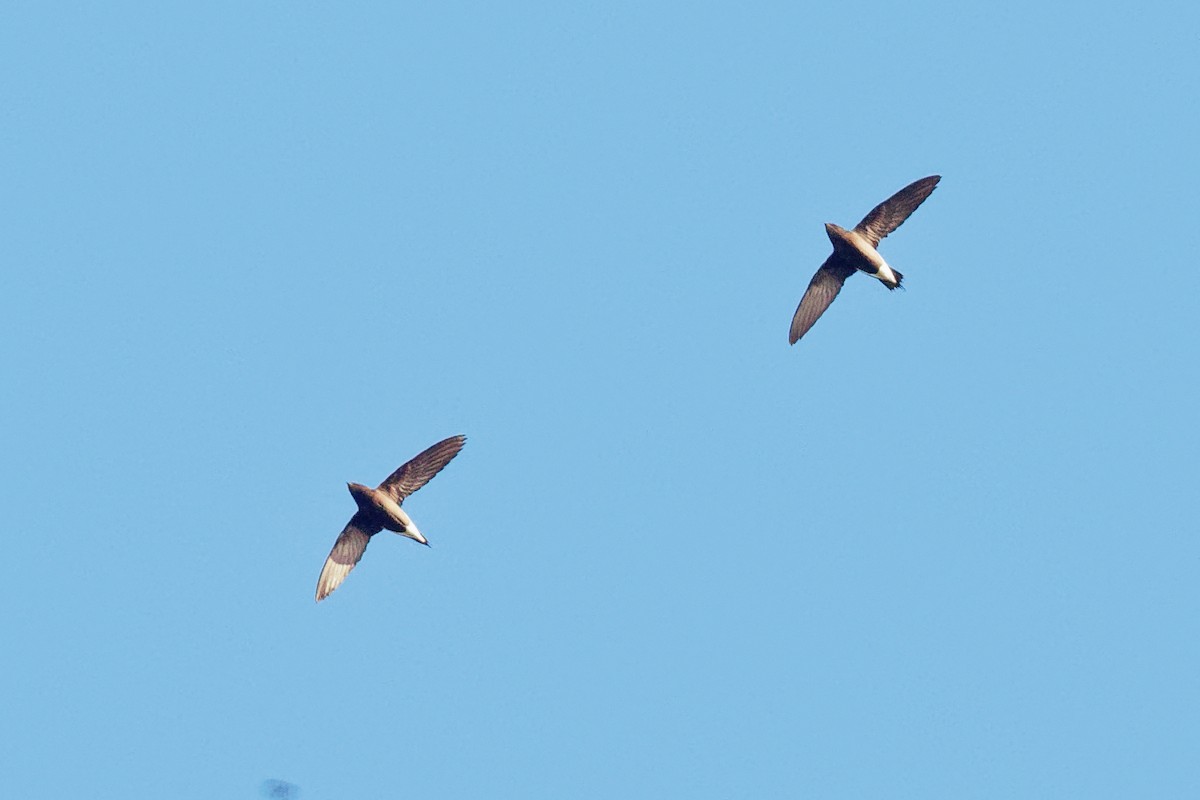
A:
[378,435,466,502]
[315,514,379,602]
[854,175,940,248]
[789,256,856,344]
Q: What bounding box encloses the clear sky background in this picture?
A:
[3,2,1198,797]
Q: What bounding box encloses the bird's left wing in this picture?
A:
[315,516,374,602]
[789,256,856,344]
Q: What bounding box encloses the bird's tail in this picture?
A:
[887,267,904,290]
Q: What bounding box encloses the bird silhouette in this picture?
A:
[315,435,466,602]
[789,175,940,344]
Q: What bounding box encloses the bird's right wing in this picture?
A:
[789,257,855,344]
[315,517,374,602]
[378,435,466,502]
[854,175,941,248]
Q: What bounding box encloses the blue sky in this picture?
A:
[3,1,1198,797]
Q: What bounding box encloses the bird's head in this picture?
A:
[346,482,376,513]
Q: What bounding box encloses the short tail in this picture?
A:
[888,268,904,290]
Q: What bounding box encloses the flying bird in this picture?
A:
[789,175,940,344]
[315,434,466,602]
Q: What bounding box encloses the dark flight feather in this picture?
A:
[789,256,856,344]
[854,175,941,248]
[315,516,376,602]
[379,435,467,502]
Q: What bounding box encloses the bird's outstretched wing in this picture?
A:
[378,435,466,503]
[789,256,856,344]
[315,515,377,602]
[854,175,940,248]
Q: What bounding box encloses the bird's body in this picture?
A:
[315,435,466,602]
[824,223,901,288]
[789,175,940,344]
[347,482,422,537]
